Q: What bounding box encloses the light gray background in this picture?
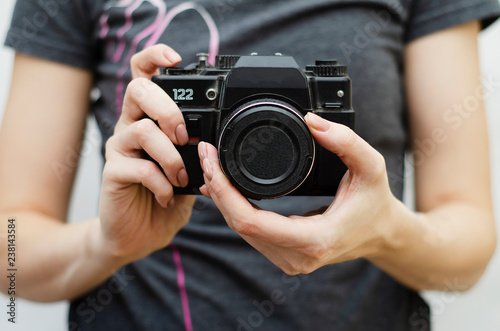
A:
[0,0,499,330]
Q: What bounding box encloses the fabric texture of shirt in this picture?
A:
[5,0,500,330]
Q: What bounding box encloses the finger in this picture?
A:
[130,44,181,79]
[200,143,314,242]
[198,141,218,169]
[201,156,255,223]
[197,144,212,197]
[305,112,386,178]
[103,156,174,208]
[108,118,188,187]
[121,77,188,145]
[199,184,212,198]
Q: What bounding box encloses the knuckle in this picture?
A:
[130,53,139,69]
[113,119,127,133]
[155,154,183,177]
[289,260,318,275]
[101,162,114,180]
[208,176,226,199]
[301,264,319,275]
[132,119,157,141]
[104,137,117,160]
[158,106,181,127]
[338,127,358,153]
[126,77,150,101]
[305,242,328,261]
[138,161,158,180]
[127,76,146,91]
[282,267,300,276]
[151,43,166,53]
[158,185,174,202]
[101,162,122,187]
[370,151,387,180]
[230,218,258,237]
[281,243,326,276]
[160,155,183,172]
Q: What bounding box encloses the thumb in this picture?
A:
[305,112,385,177]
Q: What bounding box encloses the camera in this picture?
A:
[151,53,355,199]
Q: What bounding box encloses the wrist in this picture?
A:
[86,218,131,270]
[366,197,418,260]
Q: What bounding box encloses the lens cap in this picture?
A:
[218,100,315,199]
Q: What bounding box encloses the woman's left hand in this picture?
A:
[198,112,403,275]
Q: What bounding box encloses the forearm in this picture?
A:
[369,200,496,291]
[0,210,126,302]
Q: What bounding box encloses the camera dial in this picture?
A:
[218,99,315,199]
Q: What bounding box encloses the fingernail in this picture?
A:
[164,50,182,64]
[199,142,207,160]
[175,124,189,145]
[306,112,330,132]
[203,158,213,180]
[177,168,189,187]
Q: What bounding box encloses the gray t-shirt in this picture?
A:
[6,0,500,330]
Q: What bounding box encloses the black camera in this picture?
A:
[151,53,355,199]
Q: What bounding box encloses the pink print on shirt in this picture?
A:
[99,1,220,116]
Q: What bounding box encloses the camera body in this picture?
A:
[152,53,355,199]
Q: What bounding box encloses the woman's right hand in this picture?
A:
[98,44,195,263]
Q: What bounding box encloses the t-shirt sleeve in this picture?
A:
[405,0,500,42]
[4,0,99,70]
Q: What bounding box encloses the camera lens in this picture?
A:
[218,100,315,199]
